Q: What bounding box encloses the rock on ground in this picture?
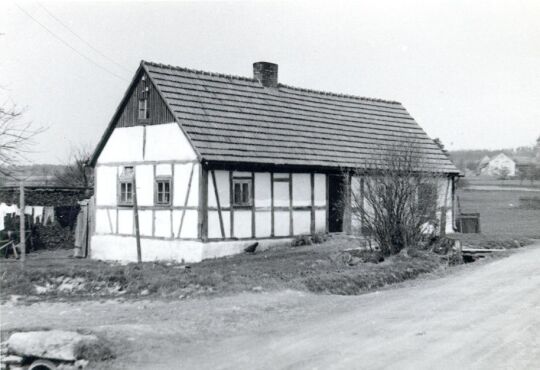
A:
[7,330,100,362]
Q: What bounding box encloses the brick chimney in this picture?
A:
[253,62,278,88]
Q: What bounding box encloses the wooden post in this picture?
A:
[19,181,25,266]
[132,172,142,263]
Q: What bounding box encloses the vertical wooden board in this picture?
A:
[289,173,293,236]
[116,70,175,128]
[270,172,275,237]
[233,210,252,238]
[254,172,271,207]
[255,211,272,238]
[198,166,208,241]
[310,173,315,235]
[154,210,172,237]
[344,173,352,234]
[229,171,234,237]
[211,170,226,238]
[293,210,311,235]
[325,174,329,233]
[292,173,311,206]
[138,210,153,236]
[251,172,255,238]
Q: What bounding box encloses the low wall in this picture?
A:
[90,235,293,263]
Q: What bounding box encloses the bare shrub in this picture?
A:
[54,145,94,188]
[0,103,45,175]
[351,144,443,256]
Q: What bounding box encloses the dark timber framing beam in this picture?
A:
[229,170,234,238]
[199,165,208,241]
[211,170,226,238]
[310,173,315,235]
[178,163,195,238]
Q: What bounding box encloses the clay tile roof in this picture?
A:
[140,61,459,173]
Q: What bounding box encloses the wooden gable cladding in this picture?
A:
[116,70,175,128]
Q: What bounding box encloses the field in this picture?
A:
[463,176,540,189]
[458,189,540,238]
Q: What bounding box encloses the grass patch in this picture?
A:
[448,233,533,249]
[0,237,450,301]
[304,250,442,295]
[458,189,540,238]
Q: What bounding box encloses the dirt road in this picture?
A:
[2,243,539,369]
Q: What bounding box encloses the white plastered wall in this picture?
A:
[437,177,454,234]
[92,122,201,261]
[91,235,294,263]
[97,123,197,164]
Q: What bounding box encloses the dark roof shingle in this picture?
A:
[143,61,458,173]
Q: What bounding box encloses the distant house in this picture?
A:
[89,60,459,263]
[479,153,516,177]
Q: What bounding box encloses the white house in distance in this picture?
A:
[89,61,459,263]
[479,153,516,177]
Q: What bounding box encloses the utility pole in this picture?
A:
[19,181,25,266]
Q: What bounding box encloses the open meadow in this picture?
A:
[458,189,540,238]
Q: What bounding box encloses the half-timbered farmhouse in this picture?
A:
[89,61,459,262]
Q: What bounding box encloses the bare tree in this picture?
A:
[0,103,44,176]
[54,145,94,188]
[350,144,442,256]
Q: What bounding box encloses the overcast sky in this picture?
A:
[1,0,539,164]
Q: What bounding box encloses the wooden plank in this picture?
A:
[96,159,198,167]
[177,163,195,238]
[132,170,142,263]
[325,174,329,233]
[142,125,147,159]
[344,173,352,234]
[289,173,293,236]
[199,165,208,241]
[251,171,255,238]
[106,209,114,234]
[210,170,226,238]
[229,170,234,238]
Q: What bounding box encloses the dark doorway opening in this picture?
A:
[328,175,345,232]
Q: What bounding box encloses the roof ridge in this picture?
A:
[277,83,401,105]
[142,60,256,82]
[142,60,401,105]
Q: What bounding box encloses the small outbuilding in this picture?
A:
[89,61,459,263]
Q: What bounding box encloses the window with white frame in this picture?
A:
[155,177,172,205]
[118,166,134,206]
[233,178,252,207]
